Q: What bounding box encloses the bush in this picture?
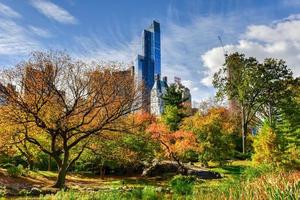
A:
[242,164,275,181]
[181,150,199,163]
[234,151,251,160]
[7,164,26,177]
[142,186,158,200]
[0,186,6,197]
[169,175,196,195]
[252,123,282,165]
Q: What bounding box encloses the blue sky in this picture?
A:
[0,0,300,103]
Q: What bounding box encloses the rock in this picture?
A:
[155,187,163,192]
[187,170,221,179]
[142,160,222,179]
[142,161,179,177]
[41,187,60,195]
[30,187,42,195]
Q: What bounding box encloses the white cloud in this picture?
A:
[0,3,21,18]
[72,35,139,65]
[28,25,52,38]
[202,14,300,86]
[30,0,77,24]
[161,15,243,101]
[0,19,41,55]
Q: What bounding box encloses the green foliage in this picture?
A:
[275,84,300,168]
[0,186,6,197]
[162,84,186,109]
[161,105,182,131]
[181,150,199,163]
[169,175,196,195]
[242,164,275,181]
[253,109,300,169]
[18,189,31,196]
[161,83,190,131]
[142,186,158,200]
[7,164,27,177]
[76,130,158,175]
[40,188,157,200]
[213,53,295,153]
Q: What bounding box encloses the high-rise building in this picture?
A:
[135,20,161,110]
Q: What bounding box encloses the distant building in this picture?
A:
[150,75,168,115]
[135,20,161,111]
[134,21,192,115]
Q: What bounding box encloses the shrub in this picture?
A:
[252,123,282,165]
[7,164,26,177]
[242,164,275,181]
[181,150,199,163]
[0,186,6,197]
[169,175,196,195]
[18,189,30,196]
[142,186,158,200]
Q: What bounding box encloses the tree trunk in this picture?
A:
[171,153,187,174]
[27,159,34,170]
[241,106,247,154]
[53,151,69,189]
[53,165,68,188]
[48,155,51,171]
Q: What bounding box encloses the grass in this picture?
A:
[1,160,299,200]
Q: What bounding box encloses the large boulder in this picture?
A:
[142,160,221,179]
[142,160,179,176]
[187,169,222,179]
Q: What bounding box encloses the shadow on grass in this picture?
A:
[221,165,248,175]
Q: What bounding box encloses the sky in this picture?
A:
[0,0,300,104]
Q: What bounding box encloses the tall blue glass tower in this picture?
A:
[135,20,161,109]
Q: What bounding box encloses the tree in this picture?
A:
[182,107,237,166]
[0,51,143,188]
[147,122,198,172]
[162,84,186,109]
[252,122,281,165]
[161,105,182,131]
[213,53,293,153]
[83,112,158,177]
[161,84,189,131]
[271,79,300,168]
[255,58,294,126]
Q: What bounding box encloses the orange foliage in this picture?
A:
[147,122,198,160]
[134,112,156,125]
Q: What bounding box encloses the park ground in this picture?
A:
[0,160,299,200]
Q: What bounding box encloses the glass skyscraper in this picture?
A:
[135,20,161,109]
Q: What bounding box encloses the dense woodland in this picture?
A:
[0,51,299,199]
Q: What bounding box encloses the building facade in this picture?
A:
[150,75,168,115]
[135,20,161,111]
[134,21,191,115]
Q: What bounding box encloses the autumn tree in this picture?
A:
[147,122,198,172]
[182,107,237,166]
[0,51,143,188]
[252,122,282,165]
